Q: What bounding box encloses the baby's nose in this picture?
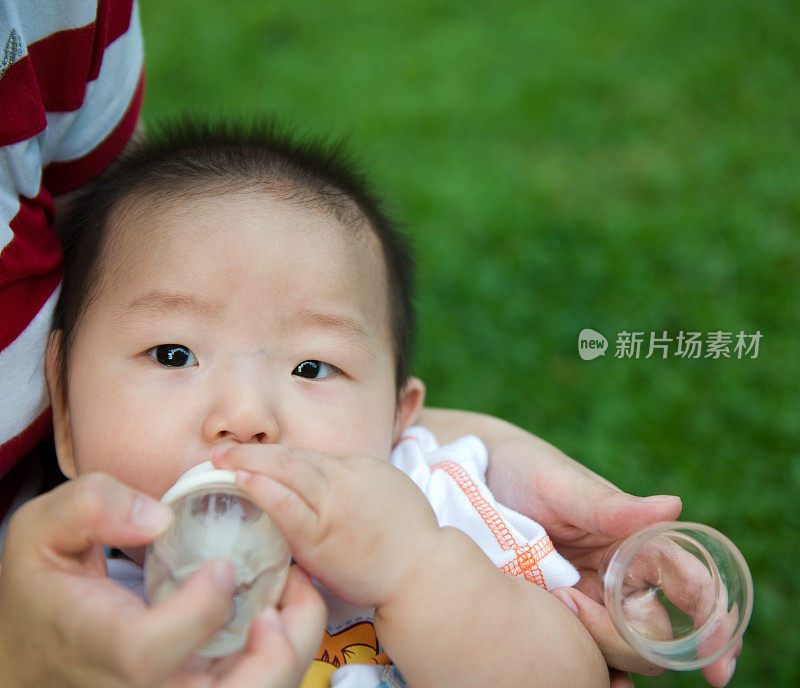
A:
[201,377,278,445]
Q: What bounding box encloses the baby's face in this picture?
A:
[48,190,422,504]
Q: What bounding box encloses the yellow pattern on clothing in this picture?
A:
[300,620,390,688]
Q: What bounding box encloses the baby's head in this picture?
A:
[46,120,425,502]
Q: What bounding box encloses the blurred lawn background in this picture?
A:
[139,1,798,685]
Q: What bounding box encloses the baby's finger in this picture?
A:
[235,470,320,551]
[214,445,328,507]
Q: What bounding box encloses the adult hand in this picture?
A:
[171,565,326,688]
[0,473,324,687]
[487,430,739,687]
[418,408,740,686]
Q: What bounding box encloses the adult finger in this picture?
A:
[139,560,238,663]
[694,601,742,687]
[610,534,713,606]
[609,669,635,688]
[216,568,324,688]
[276,566,326,665]
[568,479,683,541]
[524,451,681,538]
[74,560,238,683]
[215,613,305,688]
[701,643,740,687]
[11,472,172,557]
[550,587,664,676]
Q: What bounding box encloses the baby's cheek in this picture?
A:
[340,424,395,461]
[74,444,175,500]
[301,426,393,461]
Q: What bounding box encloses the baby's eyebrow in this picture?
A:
[287,308,374,348]
[124,290,222,318]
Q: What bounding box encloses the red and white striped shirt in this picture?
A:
[0,0,144,526]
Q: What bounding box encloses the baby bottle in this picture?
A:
[598,521,753,670]
[144,461,291,657]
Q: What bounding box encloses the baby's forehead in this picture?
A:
[118,182,370,229]
[101,186,392,319]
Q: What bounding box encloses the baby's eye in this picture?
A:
[292,360,337,379]
[147,344,197,368]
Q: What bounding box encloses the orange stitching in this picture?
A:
[431,460,518,551]
[431,459,553,589]
[395,434,421,448]
[499,539,554,589]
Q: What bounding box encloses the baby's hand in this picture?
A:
[213,445,441,610]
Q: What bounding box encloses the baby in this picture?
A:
[45,121,609,688]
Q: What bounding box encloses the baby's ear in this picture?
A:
[393,376,426,441]
[45,331,77,479]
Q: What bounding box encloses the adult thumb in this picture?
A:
[12,473,172,557]
[590,491,683,540]
[563,473,682,540]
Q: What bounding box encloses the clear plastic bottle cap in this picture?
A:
[599,521,753,670]
[144,461,291,657]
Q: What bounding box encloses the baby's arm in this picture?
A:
[376,525,609,688]
[419,408,684,683]
[214,445,609,688]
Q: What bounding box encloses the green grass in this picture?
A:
[139,1,799,685]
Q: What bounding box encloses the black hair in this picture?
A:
[52,119,415,391]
